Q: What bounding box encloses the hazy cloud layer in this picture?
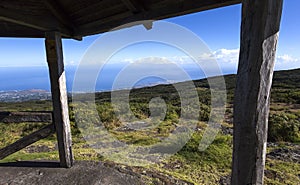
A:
[72,48,300,74]
[202,48,299,73]
[208,48,300,72]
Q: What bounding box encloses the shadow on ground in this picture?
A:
[0,161,143,185]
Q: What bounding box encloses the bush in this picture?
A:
[290,91,300,104]
[268,113,300,142]
[199,104,210,121]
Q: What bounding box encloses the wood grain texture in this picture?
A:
[0,111,52,123]
[121,0,144,13]
[42,0,76,33]
[45,32,73,168]
[231,0,283,184]
[75,0,241,37]
[0,4,73,38]
[0,0,241,38]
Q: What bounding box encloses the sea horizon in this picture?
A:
[0,64,236,93]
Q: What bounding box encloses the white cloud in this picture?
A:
[208,48,240,74]
[277,54,296,62]
[213,49,239,63]
[108,49,300,73]
[275,54,300,70]
[134,56,171,64]
[66,60,76,66]
[123,58,134,63]
[208,49,300,72]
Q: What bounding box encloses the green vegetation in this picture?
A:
[0,68,300,184]
[268,113,300,142]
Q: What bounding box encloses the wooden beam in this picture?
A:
[76,11,132,34]
[0,124,55,160]
[0,7,52,32]
[121,0,152,30]
[121,0,144,13]
[231,0,283,184]
[45,32,73,168]
[42,0,76,34]
[75,0,241,37]
[0,111,52,123]
[0,6,78,39]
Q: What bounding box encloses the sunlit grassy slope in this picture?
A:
[0,68,300,184]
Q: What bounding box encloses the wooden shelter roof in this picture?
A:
[0,0,241,40]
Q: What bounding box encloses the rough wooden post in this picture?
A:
[45,32,73,168]
[231,0,283,184]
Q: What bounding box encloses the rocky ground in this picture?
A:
[0,160,193,185]
[1,143,298,185]
[267,143,300,163]
[0,161,141,185]
[1,127,298,185]
[219,143,300,185]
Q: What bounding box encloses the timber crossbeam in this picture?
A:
[0,123,55,160]
[0,111,55,160]
[0,111,52,123]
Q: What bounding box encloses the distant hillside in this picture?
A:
[272,68,300,89]
[193,68,300,90]
[1,69,299,185]
[116,68,300,105]
[1,68,299,103]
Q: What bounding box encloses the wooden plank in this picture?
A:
[0,111,52,123]
[45,32,73,168]
[69,0,121,18]
[42,0,76,33]
[121,0,144,13]
[75,0,241,37]
[231,0,283,184]
[73,4,126,26]
[76,11,132,33]
[0,124,55,160]
[0,6,73,38]
[0,6,51,31]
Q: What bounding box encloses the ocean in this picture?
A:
[0,64,233,92]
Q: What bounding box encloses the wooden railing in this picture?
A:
[0,111,55,160]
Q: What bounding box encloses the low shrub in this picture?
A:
[268,113,300,142]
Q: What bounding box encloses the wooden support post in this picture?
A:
[231,0,283,184]
[45,32,73,168]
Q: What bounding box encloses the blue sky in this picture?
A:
[0,0,299,72]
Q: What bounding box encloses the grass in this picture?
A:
[152,134,233,184]
[1,69,300,184]
[0,111,299,184]
[265,159,300,185]
[1,151,59,163]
